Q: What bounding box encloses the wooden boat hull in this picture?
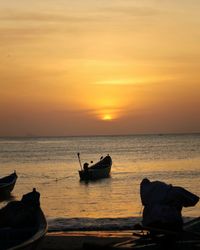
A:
[110,217,200,250]
[0,172,18,197]
[1,209,47,250]
[0,189,48,250]
[79,165,111,180]
[79,155,112,180]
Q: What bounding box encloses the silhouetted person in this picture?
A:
[140,178,199,232]
[83,162,89,172]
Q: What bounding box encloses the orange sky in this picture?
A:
[0,0,200,136]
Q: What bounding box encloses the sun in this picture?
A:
[102,114,112,121]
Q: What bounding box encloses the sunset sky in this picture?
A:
[0,0,200,136]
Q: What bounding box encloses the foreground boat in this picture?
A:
[0,188,48,250]
[78,155,112,181]
[0,172,18,197]
[111,217,200,249]
[82,218,200,250]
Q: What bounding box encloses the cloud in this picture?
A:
[93,76,177,86]
[0,11,93,23]
[0,4,163,44]
[100,6,162,17]
[0,4,162,24]
[0,27,58,46]
[94,79,145,86]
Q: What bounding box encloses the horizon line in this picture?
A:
[0,132,200,139]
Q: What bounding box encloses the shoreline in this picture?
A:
[39,231,134,250]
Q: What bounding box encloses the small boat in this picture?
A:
[0,172,18,197]
[78,154,112,181]
[0,188,48,250]
[110,218,200,249]
[82,218,200,250]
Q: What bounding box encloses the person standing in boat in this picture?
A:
[83,162,89,172]
[140,178,199,232]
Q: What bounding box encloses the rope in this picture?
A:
[42,175,72,184]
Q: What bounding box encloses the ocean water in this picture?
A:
[0,134,200,231]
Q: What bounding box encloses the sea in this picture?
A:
[0,134,200,232]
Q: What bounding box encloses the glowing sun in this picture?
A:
[102,114,112,121]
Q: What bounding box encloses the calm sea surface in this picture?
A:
[0,134,200,231]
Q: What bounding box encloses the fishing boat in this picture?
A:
[0,171,18,197]
[0,188,48,250]
[78,154,112,180]
[110,217,200,249]
[82,218,200,250]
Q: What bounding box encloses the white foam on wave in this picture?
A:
[47,216,196,232]
[47,217,142,232]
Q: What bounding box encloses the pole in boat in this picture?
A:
[77,152,83,170]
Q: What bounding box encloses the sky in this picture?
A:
[0,0,200,136]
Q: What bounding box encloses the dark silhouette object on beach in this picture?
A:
[88,180,200,250]
[140,178,199,232]
[0,188,47,250]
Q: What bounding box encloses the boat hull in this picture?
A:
[0,172,18,197]
[0,190,48,250]
[111,217,200,249]
[79,165,111,180]
[79,155,112,180]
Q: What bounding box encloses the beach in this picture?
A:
[38,231,133,250]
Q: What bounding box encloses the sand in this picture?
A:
[38,231,134,250]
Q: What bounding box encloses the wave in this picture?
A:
[47,216,194,232]
[47,217,141,232]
